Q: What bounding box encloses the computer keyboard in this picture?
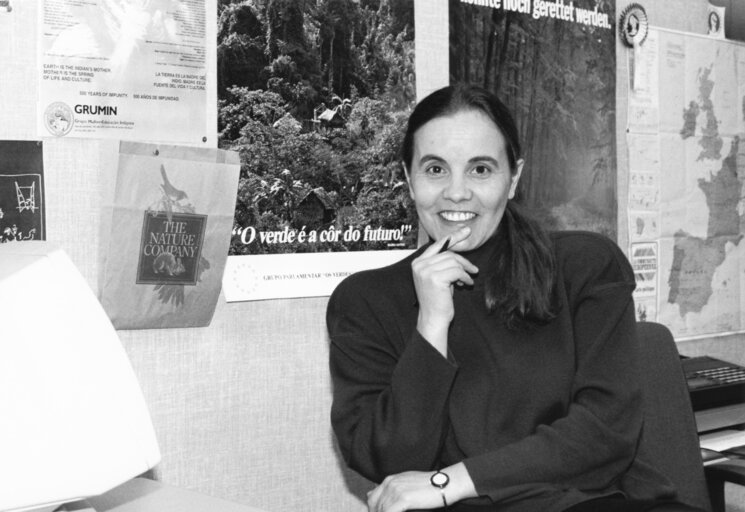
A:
[682,356,745,411]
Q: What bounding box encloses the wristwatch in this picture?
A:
[430,470,450,507]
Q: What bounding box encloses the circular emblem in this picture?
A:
[619,3,648,48]
[44,102,74,137]
[231,260,260,296]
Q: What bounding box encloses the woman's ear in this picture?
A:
[508,159,524,200]
[403,162,415,200]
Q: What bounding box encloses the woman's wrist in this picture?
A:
[417,313,450,357]
[435,462,477,505]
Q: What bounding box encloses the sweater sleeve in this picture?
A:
[327,272,459,483]
[464,236,642,503]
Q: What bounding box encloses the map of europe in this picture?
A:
[669,65,742,316]
[651,29,745,338]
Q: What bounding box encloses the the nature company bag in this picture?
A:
[99,141,239,329]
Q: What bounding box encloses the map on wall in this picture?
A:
[627,27,745,339]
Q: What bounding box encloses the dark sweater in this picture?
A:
[327,231,675,512]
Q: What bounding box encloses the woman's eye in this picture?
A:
[425,165,446,176]
[471,165,492,177]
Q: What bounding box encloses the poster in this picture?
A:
[221,0,617,302]
[219,1,418,301]
[626,27,745,339]
[630,241,658,323]
[37,0,214,145]
[0,141,45,242]
[99,141,239,329]
[449,0,617,238]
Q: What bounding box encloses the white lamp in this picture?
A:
[0,242,161,512]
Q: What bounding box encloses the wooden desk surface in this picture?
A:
[87,478,270,512]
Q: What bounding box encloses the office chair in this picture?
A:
[635,321,745,512]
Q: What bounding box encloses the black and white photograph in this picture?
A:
[4,2,745,512]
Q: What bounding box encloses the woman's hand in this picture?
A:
[367,471,443,512]
[411,227,478,356]
[366,463,477,512]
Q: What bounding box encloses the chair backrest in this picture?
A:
[635,321,710,511]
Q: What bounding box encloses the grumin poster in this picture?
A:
[38,0,215,145]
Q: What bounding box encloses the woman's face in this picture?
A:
[406,109,523,252]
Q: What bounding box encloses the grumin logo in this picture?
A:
[44,102,74,137]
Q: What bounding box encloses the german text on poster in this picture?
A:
[449,0,617,238]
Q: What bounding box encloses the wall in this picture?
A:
[3,1,745,511]
[0,2,370,511]
[41,145,371,512]
[615,1,745,509]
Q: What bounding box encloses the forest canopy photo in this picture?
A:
[217,0,417,255]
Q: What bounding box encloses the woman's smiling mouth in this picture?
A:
[440,211,477,222]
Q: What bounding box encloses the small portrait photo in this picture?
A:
[708,8,724,38]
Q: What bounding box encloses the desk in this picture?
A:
[86,478,270,512]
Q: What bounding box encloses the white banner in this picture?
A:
[38,0,214,145]
[223,250,413,302]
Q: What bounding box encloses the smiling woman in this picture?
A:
[404,110,521,253]
[400,85,554,330]
[326,84,706,512]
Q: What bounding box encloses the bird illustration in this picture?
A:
[152,252,185,276]
[160,164,188,202]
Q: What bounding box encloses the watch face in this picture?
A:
[431,471,449,488]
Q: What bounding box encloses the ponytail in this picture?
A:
[485,202,557,329]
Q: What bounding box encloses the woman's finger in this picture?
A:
[446,226,472,251]
[450,253,479,276]
[421,234,454,257]
[420,226,471,257]
[414,249,479,279]
[416,257,476,287]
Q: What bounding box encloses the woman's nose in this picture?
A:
[442,173,471,202]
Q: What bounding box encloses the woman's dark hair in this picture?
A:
[402,84,557,328]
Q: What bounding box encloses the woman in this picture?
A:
[326,85,702,512]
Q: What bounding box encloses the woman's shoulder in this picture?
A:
[328,249,419,307]
[550,230,635,287]
[550,230,625,257]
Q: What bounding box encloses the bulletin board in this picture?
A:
[627,26,745,339]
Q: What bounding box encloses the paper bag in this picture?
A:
[99,141,239,329]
